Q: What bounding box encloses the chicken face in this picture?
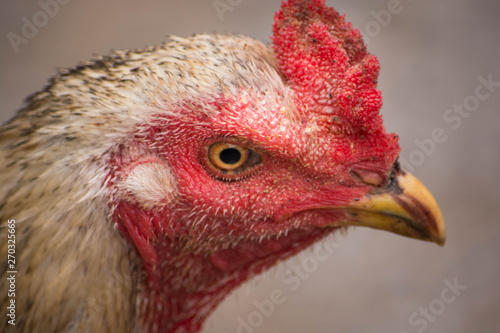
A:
[109,0,443,288]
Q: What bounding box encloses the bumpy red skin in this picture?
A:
[110,0,400,332]
[272,0,399,164]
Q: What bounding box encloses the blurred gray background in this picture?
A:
[1,0,499,332]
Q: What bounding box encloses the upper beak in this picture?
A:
[338,169,446,246]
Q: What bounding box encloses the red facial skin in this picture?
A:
[109,0,400,331]
[109,93,398,331]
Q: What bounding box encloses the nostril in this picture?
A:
[351,169,384,186]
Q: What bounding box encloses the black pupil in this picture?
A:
[220,148,241,165]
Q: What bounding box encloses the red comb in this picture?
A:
[272,0,400,168]
[273,0,385,134]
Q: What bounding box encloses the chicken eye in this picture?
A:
[206,142,262,180]
[209,143,248,170]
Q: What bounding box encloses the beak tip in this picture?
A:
[435,235,446,247]
[430,207,446,247]
[433,227,446,247]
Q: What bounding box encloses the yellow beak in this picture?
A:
[339,170,446,246]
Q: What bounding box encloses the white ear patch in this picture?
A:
[117,159,178,208]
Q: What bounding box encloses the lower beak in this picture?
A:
[338,170,446,246]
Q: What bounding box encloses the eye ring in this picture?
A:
[205,142,262,180]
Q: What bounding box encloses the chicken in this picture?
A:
[0,0,445,332]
